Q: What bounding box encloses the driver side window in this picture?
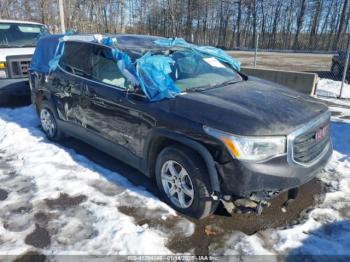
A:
[91,45,130,90]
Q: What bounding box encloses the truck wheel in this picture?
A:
[155,145,218,219]
[331,62,342,77]
[39,101,62,141]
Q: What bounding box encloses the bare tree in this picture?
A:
[293,0,307,49]
[1,0,349,51]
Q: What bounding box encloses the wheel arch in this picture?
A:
[34,89,51,114]
[144,129,221,195]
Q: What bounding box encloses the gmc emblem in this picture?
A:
[315,125,329,141]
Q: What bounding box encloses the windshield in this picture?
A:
[0,23,49,48]
[169,50,242,91]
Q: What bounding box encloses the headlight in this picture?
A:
[204,126,286,161]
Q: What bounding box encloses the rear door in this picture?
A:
[52,41,94,124]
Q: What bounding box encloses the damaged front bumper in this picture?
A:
[216,140,333,214]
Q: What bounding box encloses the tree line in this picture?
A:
[1,0,349,51]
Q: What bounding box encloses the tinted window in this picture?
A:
[116,35,164,49]
[59,41,93,78]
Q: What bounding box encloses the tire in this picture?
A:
[39,101,62,141]
[331,62,342,78]
[155,145,219,219]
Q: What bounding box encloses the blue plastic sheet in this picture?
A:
[48,39,65,72]
[136,52,181,101]
[101,37,139,86]
[49,33,95,72]
[30,34,139,87]
[30,34,64,73]
[101,36,117,47]
[154,38,241,71]
[32,35,237,102]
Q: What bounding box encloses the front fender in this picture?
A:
[143,128,221,194]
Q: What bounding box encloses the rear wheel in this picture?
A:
[39,101,62,141]
[155,145,218,219]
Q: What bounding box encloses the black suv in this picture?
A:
[29,34,332,219]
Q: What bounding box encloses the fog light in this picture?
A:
[0,62,6,69]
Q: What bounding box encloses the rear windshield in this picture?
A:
[169,50,242,91]
[0,23,49,48]
[117,35,164,49]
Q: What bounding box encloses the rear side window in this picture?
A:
[59,41,93,78]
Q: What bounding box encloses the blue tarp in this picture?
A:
[101,37,139,86]
[136,52,181,101]
[30,34,139,86]
[30,35,240,102]
[30,34,64,73]
[154,38,241,71]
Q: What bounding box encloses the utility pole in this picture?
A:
[58,0,66,33]
[254,33,259,68]
[253,0,258,69]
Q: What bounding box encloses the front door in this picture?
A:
[78,43,153,158]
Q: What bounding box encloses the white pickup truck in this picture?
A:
[0,20,49,105]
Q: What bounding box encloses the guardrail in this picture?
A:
[241,67,318,96]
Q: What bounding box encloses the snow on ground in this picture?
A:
[316,78,350,99]
[317,79,350,123]
[210,80,350,257]
[0,106,195,258]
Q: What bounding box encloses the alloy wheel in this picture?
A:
[160,160,194,209]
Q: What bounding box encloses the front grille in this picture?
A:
[293,123,330,163]
[6,55,32,78]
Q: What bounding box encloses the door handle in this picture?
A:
[93,96,105,106]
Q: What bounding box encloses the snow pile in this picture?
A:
[316,78,350,99]
[0,106,194,256]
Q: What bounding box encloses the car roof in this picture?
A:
[0,19,44,26]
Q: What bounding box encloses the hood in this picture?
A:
[0,47,35,61]
[171,79,328,136]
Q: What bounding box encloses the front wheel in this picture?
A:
[155,145,218,219]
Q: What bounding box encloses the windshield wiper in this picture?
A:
[184,78,241,93]
[185,86,208,92]
[217,79,241,87]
